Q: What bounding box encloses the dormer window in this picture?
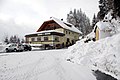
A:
[64,22,72,27]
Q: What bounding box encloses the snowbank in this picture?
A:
[66,33,120,79]
[0,44,6,52]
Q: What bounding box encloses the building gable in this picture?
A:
[37,20,62,32]
[37,17,82,34]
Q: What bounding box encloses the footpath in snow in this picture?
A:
[0,49,96,80]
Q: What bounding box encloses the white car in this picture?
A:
[5,43,24,52]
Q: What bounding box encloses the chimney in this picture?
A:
[61,19,63,21]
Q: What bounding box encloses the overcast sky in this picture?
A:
[0,0,99,41]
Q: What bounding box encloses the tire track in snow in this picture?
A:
[1,53,58,80]
[23,54,57,80]
[54,58,66,80]
[0,49,69,80]
[49,53,66,80]
[0,54,46,80]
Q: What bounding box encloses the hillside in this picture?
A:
[66,12,120,79]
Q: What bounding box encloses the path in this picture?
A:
[0,49,96,80]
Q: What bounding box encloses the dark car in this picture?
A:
[23,44,32,51]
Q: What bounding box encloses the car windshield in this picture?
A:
[7,44,13,47]
[19,44,21,46]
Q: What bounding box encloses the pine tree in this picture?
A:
[67,10,76,26]
[17,38,20,43]
[98,0,107,20]
[92,14,98,28]
[114,0,120,17]
[97,0,120,20]
[21,39,25,43]
[13,35,17,43]
[9,35,21,43]
[9,36,14,43]
[67,9,91,35]
[4,36,9,44]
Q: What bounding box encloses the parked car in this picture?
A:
[23,44,32,51]
[5,43,24,52]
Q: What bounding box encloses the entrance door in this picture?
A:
[96,27,99,40]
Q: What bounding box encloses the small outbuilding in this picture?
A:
[94,20,115,40]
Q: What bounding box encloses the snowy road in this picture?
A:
[0,49,96,80]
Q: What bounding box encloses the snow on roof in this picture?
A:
[95,21,113,31]
[95,10,115,31]
[86,31,95,39]
[25,30,64,36]
[37,30,64,34]
[50,17,82,34]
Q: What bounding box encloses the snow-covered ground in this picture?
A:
[0,44,7,53]
[66,33,120,79]
[66,11,120,79]
[0,49,96,80]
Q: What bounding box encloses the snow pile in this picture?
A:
[0,44,7,52]
[66,33,120,79]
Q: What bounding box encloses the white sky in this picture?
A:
[0,0,99,41]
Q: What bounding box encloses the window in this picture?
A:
[31,38,35,41]
[26,38,29,42]
[44,37,48,41]
[41,37,44,41]
[74,36,77,39]
[38,34,42,36]
[55,37,59,41]
[66,31,67,34]
[37,37,41,41]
